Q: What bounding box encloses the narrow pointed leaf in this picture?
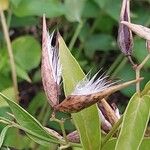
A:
[0,93,64,145]
[0,125,12,148]
[58,34,101,150]
[115,94,150,150]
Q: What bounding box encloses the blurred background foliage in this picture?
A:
[0,0,150,149]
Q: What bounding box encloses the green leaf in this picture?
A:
[12,0,64,18]
[82,1,100,18]
[102,138,116,150]
[133,38,150,69]
[142,81,150,96]
[0,87,15,107]
[64,0,86,22]
[4,128,30,149]
[58,35,101,150]
[84,34,116,58]
[139,138,150,150]
[12,36,41,71]
[115,94,150,150]
[102,138,150,150]
[16,65,31,82]
[10,16,38,27]
[94,0,121,21]
[27,92,46,116]
[117,63,150,97]
[0,93,64,145]
[0,125,12,148]
[10,0,22,7]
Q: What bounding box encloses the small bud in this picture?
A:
[41,15,61,107]
[118,0,133,56]
[121,21,150,41]
[67,131,80,143]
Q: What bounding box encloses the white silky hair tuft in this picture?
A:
[71,70,116,95]
[47,31,62,85]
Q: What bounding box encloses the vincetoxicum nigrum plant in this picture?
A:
[41,15,141,113]
[41,12,143,148]
[0,0,150,150]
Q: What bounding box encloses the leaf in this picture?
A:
[12,36,41,71]
[0,93,64,145]
[102,138,116,150]
[117,63,150,97]
[0,87,15,107]
[82,1,100,18]
[10,0,22,7]
[27,92,46,116]
[102,138,150,150]
[4,128,30,149]
[58,34,101,150]
[11,0,64,18]
[84,34,116,58]
[0,125,12,148]
[10,16,38,27]
[139,138,150,150]
[133,38,150,69]
[16,65,31,82]
[115,94,150,150]
[141,81,150,96]
[94,0,121,21]
[64,0,86,22]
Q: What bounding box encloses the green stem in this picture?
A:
[0,10,19,102]
[111,57,127,78]
[69,21,83,50]
[38,101,47,122]
[6,9,12,29]
[78,19,99,52]
[101,116,123,148]
[50,117,68,145]
[135,53,150,94]
[106,54,123,75]
[42,106,51,126]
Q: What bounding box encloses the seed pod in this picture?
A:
[55,71,142,113]
[118,0,133,56]
[41,15,61,107]
[121,21,150,41]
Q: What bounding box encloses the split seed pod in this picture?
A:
[118,0,133,56]
[121,21,150,53]
[41,15,61,107]
[55,72,142,113]
[121,21,150,41]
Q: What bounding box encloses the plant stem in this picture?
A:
[0,10,19,102]
[42,106,51,126]
[50,116,69,145]
[111,57,127,78]
[106,54,123,75]
[101,116,123,148]
[135,53,150,93]
[69,21,83,50]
